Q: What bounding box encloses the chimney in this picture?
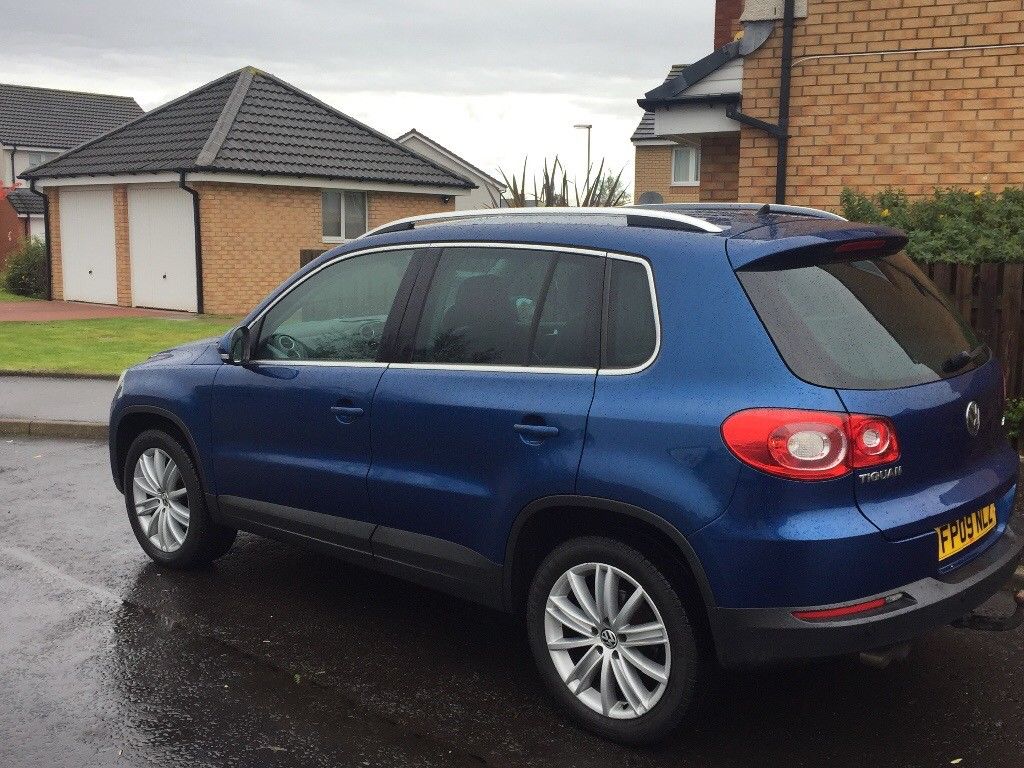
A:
[714,0,744,48]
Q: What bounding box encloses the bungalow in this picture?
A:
[396,129,505,209]
[23,67,474,314]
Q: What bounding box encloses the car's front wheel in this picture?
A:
[526,536,704,744]
[123,429,236,568]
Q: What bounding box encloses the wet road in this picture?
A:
[1,436,1022,768]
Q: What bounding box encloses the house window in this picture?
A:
[25,151,58,170]
[671,145,700,186]
[322,190,367,241]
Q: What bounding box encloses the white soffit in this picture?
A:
[741,0,807,21]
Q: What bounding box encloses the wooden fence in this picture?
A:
[918,261,1024,400]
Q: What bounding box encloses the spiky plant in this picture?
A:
[490,157,628,208]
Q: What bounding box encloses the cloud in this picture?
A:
[2,0,714,187]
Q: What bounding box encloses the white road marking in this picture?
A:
[0,544,124,605]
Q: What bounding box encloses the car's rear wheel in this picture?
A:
[526,536,704,744]
[124,429,236,568]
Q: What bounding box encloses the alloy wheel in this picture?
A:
[132,448,189,552]
[544,562,671,720]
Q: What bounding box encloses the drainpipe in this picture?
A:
[724,0,796,204]
[178,172,204,314]
[775,0,796,204]
[9,144,16,186]
[29,179,53,300]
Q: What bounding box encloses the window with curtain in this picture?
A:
[322,190,368,240]
[671,145,701,185]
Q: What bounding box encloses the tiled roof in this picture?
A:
[23,68,474,190]
[631,65,687,142]
[0,83,143,149]
[5,187,43,215]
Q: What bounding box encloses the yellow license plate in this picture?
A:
[936,504,996,561]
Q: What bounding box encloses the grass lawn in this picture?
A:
[0,288,38,302]
[0,316,239,377]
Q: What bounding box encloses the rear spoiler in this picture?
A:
[726,223,908,270]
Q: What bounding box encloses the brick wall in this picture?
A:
[195,182,323,315]
[113,185,132,305]
[368,190,454,229]
[196,183,454,315]
[635,138,741,203]
[46,189,62,300]
[699,135,741,202]
[0,196,28,270]
[737,0,1024,210]
[715,0,745,48]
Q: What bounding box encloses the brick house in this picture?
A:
[633,0,1024,211]
[0,188,44,270]
[23,67,473,314]
[0,83,143,266]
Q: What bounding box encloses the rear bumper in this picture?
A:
[710,513,1024,668]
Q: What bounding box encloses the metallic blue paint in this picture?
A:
[211,362,385,526]
[369,368,595,563]
[112,217,1022,665]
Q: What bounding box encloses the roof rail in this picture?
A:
[632,202,847,222]
[360,207,724,238]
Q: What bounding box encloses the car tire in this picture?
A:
[123,429,236,568]
[526,536,704,744]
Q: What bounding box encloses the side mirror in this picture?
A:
[227,326,251,365]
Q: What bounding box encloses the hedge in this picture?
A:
[840,187,1024,264]
[2,237,48,298]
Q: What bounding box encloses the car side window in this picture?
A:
[603,258,657,370]
[411,247,602,368]
[254,249,415,362]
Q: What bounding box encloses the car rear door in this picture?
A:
[737,249,1019,554]
[366,244,604,587]
[211,247,423,554]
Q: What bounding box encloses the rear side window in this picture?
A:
[603,258,657,370]
[738,252,983,390]
[412,247,602,368]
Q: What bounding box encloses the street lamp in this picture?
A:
[574,123,592,178]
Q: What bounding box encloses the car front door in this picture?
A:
[367,244,604,592]
[212,247,422,556]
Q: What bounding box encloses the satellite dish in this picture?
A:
[637,191,664,205]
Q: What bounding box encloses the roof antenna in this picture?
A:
[757,203,772,216]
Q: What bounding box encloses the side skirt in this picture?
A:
[217,495,505,610]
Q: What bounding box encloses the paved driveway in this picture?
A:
[0,299,191,321]
[2,437,1022,768]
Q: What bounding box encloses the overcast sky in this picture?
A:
[3,1,713,191]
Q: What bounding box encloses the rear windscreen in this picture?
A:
[738,252,985,390]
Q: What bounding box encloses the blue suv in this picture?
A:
[110,205,1022,743]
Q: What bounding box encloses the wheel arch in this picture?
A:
[504,496,717,636]
[112,406,207,495]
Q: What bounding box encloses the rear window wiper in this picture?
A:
[942,345,986,374]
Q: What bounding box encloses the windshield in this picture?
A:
[738,252,985,390]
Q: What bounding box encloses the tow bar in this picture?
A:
[951,589,1024,633]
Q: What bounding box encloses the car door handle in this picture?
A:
[513,423,559,438]
[331,405,365,420]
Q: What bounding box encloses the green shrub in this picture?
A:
[1006,398,1024,445]
[840,187,1024,264]
[3,237,48,298]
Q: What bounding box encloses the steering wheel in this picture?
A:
[530,326,562,366]
[265,333,312,360]
[358,320,385,343]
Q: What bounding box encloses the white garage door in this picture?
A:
[60,188,116,304]
[128,186,197,312]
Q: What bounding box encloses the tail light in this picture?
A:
[722,409,900,481]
